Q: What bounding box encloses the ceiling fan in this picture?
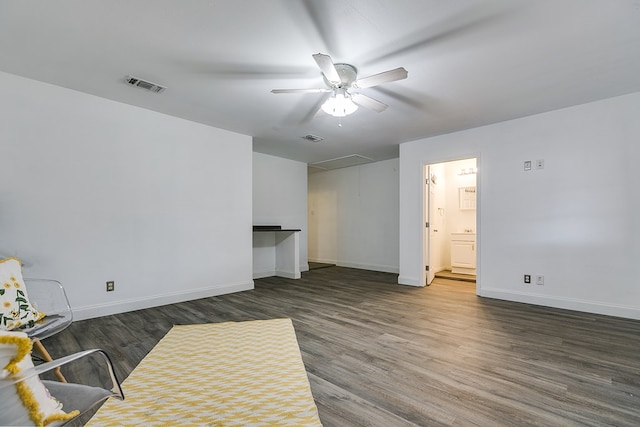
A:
[271,53,408,117]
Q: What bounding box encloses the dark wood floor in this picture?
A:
[434,269,476,283]
[308,261,336,270]
[44,267,640,426]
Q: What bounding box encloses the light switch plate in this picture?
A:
[524,161,532,171]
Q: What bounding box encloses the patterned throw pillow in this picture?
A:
[0,258,44,331]
[0,330,79,426]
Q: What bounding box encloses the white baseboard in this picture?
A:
[275,270,301,279]
[254,270,301,279]
[308,258,337,265]
[73,280,254,321]
[337,261,399,274]
[480,288,640,320]
[397,275,422,287]
[253,269,276,279]
[309,258,400,276]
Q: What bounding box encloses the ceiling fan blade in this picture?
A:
[271,88,330,94]
[312,53,341,84]
[354,67,408,89]
[373,86,429,110]
[351,93,388,113]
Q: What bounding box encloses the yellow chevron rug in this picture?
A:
[87,318,322,426]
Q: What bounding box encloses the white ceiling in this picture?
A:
[2,0,639,167]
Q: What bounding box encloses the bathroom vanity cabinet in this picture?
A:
[450,232,476,275]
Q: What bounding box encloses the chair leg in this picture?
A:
[32,339,67,383]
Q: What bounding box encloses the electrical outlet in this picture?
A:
[106,281,115,292]
[524,274,531,284]
[536,159,545,169]
[536,275,544,285]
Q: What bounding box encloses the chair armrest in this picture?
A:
[0,349,124,401]
[23,278,73,341]
[23,278,73,319]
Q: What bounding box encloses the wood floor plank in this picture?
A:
[42,267,640,426]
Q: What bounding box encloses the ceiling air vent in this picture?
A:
[301,134,324,142]
[125,75,166,93]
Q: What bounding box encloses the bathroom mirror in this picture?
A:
[459,186,476,210]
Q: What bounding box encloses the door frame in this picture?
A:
[422,156,480,291]
[423,164,440,286]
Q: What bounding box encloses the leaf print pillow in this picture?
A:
[0,258,44,331]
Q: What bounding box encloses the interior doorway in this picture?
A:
[423,158,478,286]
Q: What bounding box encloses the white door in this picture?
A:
[424,166,440,285]
[429,175,443,281]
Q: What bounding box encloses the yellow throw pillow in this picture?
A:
[0,258,45,331]
[0,330,79,426]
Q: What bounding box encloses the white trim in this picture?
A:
[480,288,640,320]
[308,258,337,265]
[73,280,254,321]
[420,154,481,294]
[398,275,422,287]
[253,270,276,279]
[275,270,301,279]
[254,270,302,279]
[337,261,399,274]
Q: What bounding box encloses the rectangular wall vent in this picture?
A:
[125,75,166,93]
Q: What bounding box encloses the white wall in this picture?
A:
[400,91,640,319]
[0,71,254,320]
[308,158,399,273]
[252,152,308,277]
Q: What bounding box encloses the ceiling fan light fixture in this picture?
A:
[321,88,358,117]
